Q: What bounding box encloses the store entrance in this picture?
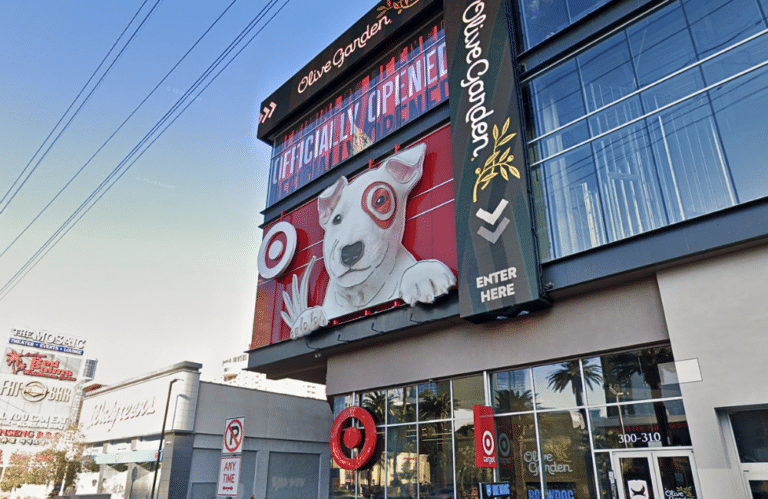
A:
[610,450,700,499]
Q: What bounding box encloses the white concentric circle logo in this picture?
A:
[482,430,495,456]
[257,221,297,279]
[498,432,511,457]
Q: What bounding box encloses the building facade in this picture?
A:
[0,327,93,479]
[79,362,334,499]
[248,0,768,498]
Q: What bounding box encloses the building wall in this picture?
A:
[186,382,334,499]
[327,277,669,396]
[657,243,768,498]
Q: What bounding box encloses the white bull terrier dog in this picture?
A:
[281,143,456,339]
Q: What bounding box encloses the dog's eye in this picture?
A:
[332,214,342,225]
[375,195,387,207]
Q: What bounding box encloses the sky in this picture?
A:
[0,0,380,385]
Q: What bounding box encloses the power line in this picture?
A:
[0,0,291,301]
[0,0,163,217]
[0,0,240,261]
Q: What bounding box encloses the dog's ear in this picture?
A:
[318,176,348,226]
[384,143,426,188]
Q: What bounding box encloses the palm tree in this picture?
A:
[494,389,533,413]
[546,360,603,407]
[608,347,674,445]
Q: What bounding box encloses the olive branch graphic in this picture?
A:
[473,117,520,202]
[377,0,420,17]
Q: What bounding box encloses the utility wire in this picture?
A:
[0,0,290,300]
[0,0,240,261]
[0,0,163,217]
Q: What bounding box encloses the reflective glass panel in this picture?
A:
[587,346,681,405]
[657,456,699,498]
[333,394,354,419]
[361,390,388,426]
[419,422,454,499]
[710,66,768,203]
[518,0,611,48]
[452,375,485,419]
[453,418,494,498]
[593,452,617,499]
[492,369,534,414]
[525,0,768,260]
[590,400,692,449]
[387,425,418,498]
[358,430,386,499]
[419,380,452,421]
[533,360,602,409]
[618,457,657,499]
[537,410,597,499]
[751,481,768,499]
[388,386,417,425]
[730,410,768,462]
[495,414,540,498]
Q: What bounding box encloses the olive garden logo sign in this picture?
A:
[444,0,549,321]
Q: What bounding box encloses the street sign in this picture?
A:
[217,455,241,497]
[222,417,244,454]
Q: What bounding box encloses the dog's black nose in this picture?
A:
[341,242,364,267]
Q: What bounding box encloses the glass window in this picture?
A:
[419,380,452,421]
[389,386,417,425]
[657,456,699,498]
[492,368,534,414]
[361,390,388,426]
[730,410,768,462]
[496,414,540,498]
[526,0,768,260]
[387,425,418,498]
[533,360,602,409]
[586,346,682,405]
[593,452,616,499]
[452,375,485,419]
[334,394,354,419]
[518,0,611,49]
[453,418,494,498]
[682,0,765,58]
[590,400,692,449]
[419,422,454,499]
[537,410,597,499]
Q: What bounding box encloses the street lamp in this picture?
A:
[609,384,628,448]
[150,378,181,499]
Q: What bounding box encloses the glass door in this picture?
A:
[611,450,700,499]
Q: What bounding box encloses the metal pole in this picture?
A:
[150,378,181,499]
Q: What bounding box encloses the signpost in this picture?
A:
[217,456,241,497]
[222,417,244,454]
[217,417,244,497]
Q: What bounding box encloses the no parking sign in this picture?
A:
[222,417,245,454]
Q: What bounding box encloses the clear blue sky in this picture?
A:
[0,0,379,384]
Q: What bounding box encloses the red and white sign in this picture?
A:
[252,124,457,347]
[222,417,244,454]
[217,455,241,497]
[474,405,497,468]
[330,406,377,470]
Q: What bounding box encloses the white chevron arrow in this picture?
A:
[476,199,509,225]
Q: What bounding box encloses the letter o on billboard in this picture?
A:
[257,221,297,279]
[330,406,377,470]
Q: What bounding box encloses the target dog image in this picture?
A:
[281,143,455,339]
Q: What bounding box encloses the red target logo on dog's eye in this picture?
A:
[330,406,377,470]
[362,182,396,228]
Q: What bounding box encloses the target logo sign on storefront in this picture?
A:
[257,221,297,280]
[474,405,497,468]
[330,406,377,470]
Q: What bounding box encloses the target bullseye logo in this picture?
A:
[482,430,495,456]
[257,221,297,279]
[330,406,377,470]
[498,432,511,457]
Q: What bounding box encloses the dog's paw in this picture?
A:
[399,259,456,306]
[289,306,328,339]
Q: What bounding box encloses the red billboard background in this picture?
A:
[252,123,456,347]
